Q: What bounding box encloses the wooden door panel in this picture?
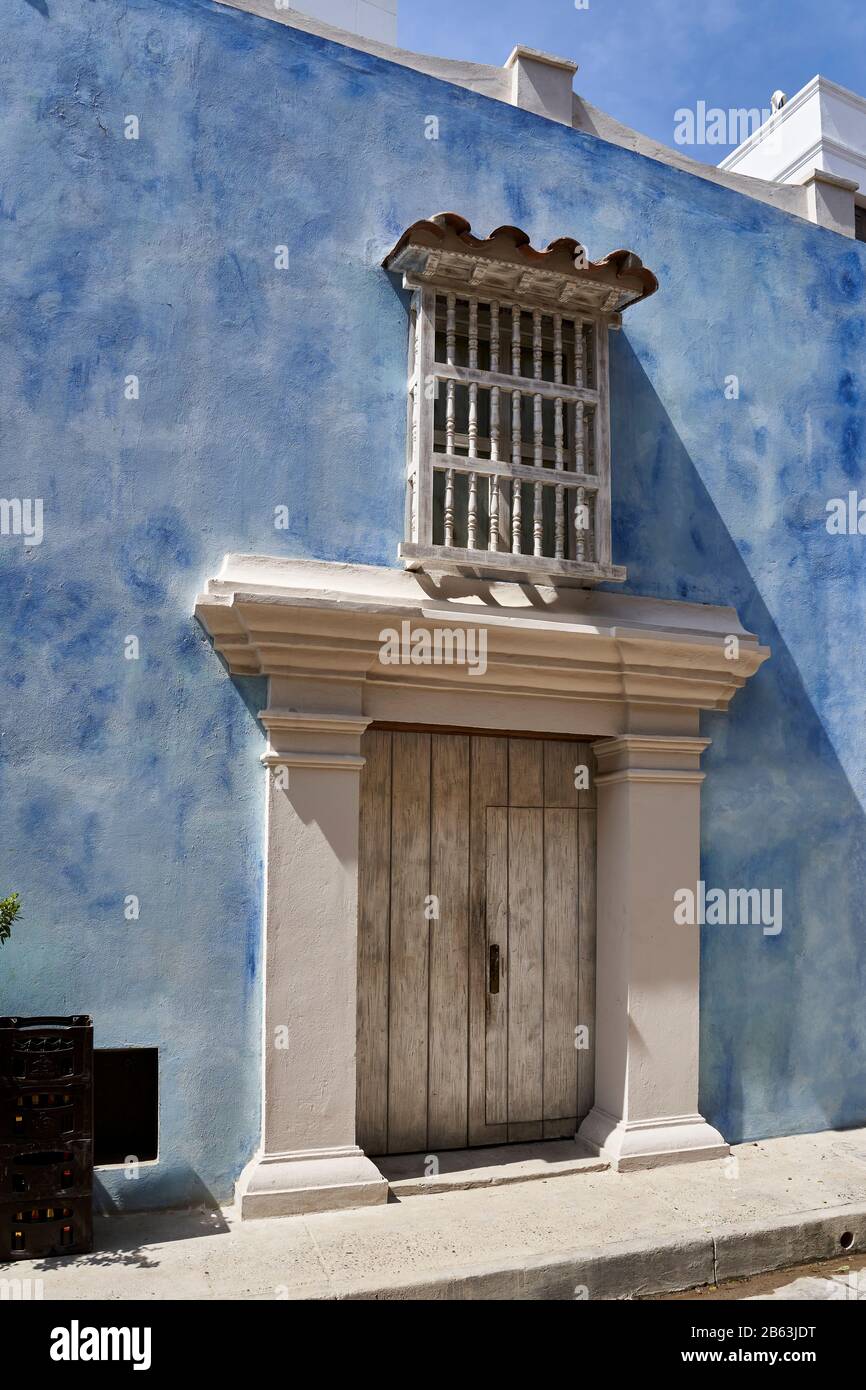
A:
[543,808,580,1121]
[357,729,596,1155]
[387,732,431,1153]
[356,730,391,1154]
[542,739,580,809]
[484,806,509,1127]
[577,807,597,1123]
[506,808,544,1124]
[428,735,470,1149]
[508,738,544,806]
[468,738,508,1147]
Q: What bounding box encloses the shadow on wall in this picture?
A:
[94,1164,229,1228]
[609,334,866,1145]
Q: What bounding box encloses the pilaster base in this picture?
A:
[237,1146,389,1219]
[578,1107,729,1172]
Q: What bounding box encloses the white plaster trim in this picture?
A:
[593,735,712,757]
[261,710,372,737]
[759,139,823,186]
[259,1144,365,1162]
[505,45,577,76]
[805,165,862,189]
[237,1146,388,1218]
[594,768,706,786]
[774,141,866,188]
[719,75,821,170]
[195,556,769,714]
[593,734,711,783]
[261,750,366,770]
[579,1106,729,1171]
[812,73,866,119]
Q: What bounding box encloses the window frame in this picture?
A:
[400,279,619,584]
[384,214,657,587]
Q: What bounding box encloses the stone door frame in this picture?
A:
[195,554,768,1217]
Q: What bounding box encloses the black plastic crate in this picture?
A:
[0,1196,92,1261]
[0,1139,92,1200]
[0,1085,92,1145]
[0,1016,92,1089]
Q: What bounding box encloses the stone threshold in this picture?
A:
[376,1138,607,1197]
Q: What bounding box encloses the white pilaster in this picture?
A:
[578,734,729,1171]
[236,707,388,1217]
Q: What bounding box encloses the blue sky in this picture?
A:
[399,0,866,162]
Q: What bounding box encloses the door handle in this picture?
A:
[488,944,500,995]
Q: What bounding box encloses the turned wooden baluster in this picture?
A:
[575,394,586,562]
[532,309,543,557]
[571,321,588,562]
[489,300,500,551]
[444,292,456,547]
[511,307,522,554]
[410,296,421,543]
[553,313,565,559]
[468,298,478,550]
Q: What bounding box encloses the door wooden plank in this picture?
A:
[469,737,508,1146]
[508,1120,544,1143]
[484,805,509,1127]
[577,807,597,1123]
[543,1117,577,1139]
[508,739,543,806]
[356,730,392,1153]
[578,740,596,810]
[543,807,580,1121]
[387,732,431,1153]
[507,807,544,1125]
[428,735,471,1149]
[543,739,580,809]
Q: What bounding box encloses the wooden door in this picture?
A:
[356,730,596,1155]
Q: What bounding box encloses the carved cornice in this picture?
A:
[195,556,769,716]
[383,212,658,314]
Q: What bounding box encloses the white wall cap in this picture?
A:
[505,45,578,76]
[802,168,860,191]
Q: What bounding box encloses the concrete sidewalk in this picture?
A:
[11,1127,866,1300]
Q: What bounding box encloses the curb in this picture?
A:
[335,1203,866,1300]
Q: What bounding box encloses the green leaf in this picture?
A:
[0,893,22,945]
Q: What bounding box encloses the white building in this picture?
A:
[284,0,397,44]
[720,76,866,241]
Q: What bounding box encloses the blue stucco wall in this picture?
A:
[2,0,865,1205]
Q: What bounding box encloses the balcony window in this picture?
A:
[384,213,657,585]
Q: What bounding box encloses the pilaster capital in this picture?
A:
[260,708,371,771]
[592,734,711,785]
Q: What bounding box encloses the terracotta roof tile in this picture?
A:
[383,212,657,313]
